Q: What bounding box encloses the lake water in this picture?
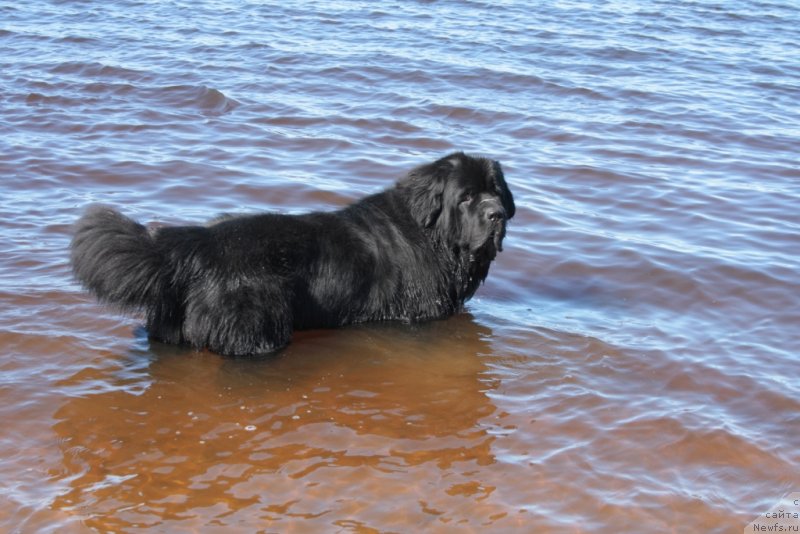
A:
[1,0,798,532]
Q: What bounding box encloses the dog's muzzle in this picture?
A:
[479,198,507,222]
[478,198,507,253]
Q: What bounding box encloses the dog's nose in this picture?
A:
[486,207,506,222]
[478,198,506,223]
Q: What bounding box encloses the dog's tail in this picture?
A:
[70,205,166,311]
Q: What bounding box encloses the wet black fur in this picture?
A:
[70,152,515,356]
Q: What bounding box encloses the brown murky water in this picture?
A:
[2,1,799,532]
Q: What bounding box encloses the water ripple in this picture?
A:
[1,0,799,532]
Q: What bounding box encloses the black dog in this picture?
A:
[70,152,515,356]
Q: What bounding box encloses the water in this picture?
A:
[2,0,799,531]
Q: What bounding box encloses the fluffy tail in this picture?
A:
[70,205,165,311]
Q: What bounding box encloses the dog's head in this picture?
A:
[399,152,515,263]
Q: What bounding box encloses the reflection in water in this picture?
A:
[50,316,503,530]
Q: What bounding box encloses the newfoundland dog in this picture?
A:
[70,152,515,356]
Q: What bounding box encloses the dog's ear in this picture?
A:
[399,156,457,228]
[491,160,515,219]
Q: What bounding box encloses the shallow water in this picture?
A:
[2,0,799,532]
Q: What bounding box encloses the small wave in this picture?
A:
[156,85,240,116]
[54,35,100,45]
[48,61,150,82]
[406,103,520,126]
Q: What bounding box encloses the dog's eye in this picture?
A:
[461,193,473,204]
